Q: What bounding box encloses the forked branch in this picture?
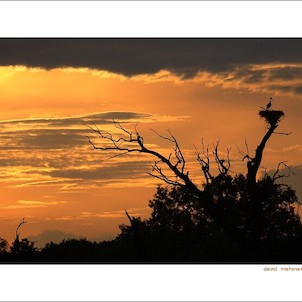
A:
[272,161,295,181]
[195,138,213,185]
[213,140,231,175]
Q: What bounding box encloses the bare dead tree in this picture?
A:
[87,102,293,244]
[87,122,244,242]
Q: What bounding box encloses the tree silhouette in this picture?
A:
[124,209,147,261]
[0,238,8,254]
[9,218,38,261]
[10,217,27,254]
[2,100,300,263]
[88,100,302,262]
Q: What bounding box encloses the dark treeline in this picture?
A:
[1,103,302,263]
[0,174,302,263]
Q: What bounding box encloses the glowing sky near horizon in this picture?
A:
[0,40,301,245]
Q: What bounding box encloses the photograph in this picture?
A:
[0,38,301,264]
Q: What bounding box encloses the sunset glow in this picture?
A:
[0,39,301,246]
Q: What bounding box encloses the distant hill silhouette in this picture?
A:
[27,230,80,248]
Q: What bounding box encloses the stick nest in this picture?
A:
[259,110,284,126]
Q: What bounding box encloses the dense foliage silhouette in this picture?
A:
[117,176,302,262]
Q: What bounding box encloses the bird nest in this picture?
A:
[259,110,284,126]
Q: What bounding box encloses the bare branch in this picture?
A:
[125,209,133,224]
[194,140,212,185]
[150,128,174,143]
[234,139,252,163]
[245,138,250,157]
[87,121,200,196]
[108,151,130,160]
[273,131,292,136]
[86,121,142,153]
[15,217,26,240]
[272,161,295,182]
[148,159,184,187]
[234,142,246,158]
[150,128,186,176]
[213,140,231,175]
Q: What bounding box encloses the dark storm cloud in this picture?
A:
[1,39,302,77]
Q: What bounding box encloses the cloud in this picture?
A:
[267,66,302,81]
[0,111,151,128]
[43,207,147,222]
[282,144,302,153]
[52,216,75,221]
[0,129,86,150]
[0,111,186,152]
[1,39,302,78]
[294,85,302,94]
[195,63,302,96]
[0,200,67,209]
[1,159,153,189]
[80,208,145,219]
[0,111,184,131]
[45,161,150,181]
[0,110,189,189]
[82,210,125,219]
[78,207,147,220]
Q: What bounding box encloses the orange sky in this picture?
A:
[0,64,301,245]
